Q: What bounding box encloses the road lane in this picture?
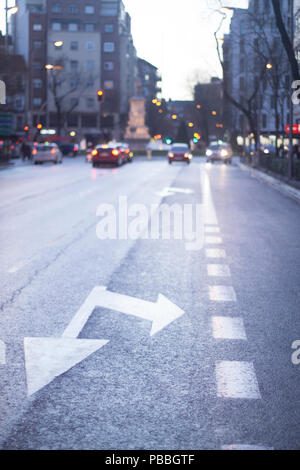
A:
[0,159,299,449]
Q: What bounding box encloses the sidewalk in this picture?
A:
[239,162,300,204]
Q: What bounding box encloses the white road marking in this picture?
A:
[205,226,220,233]
[205,236,223,244]
[207,264,231,277]
[209,285,237,302]
[216,361,261,399]
[24,337,109,396]
[212,317,247,340]
[206,249,226,259]
[0,341,6,365]
[156,187,194,197]
[8,260,27,273]
[63,286,184,338]
[221,444,273,450]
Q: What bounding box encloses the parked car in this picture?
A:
[56,141,79,156]
[32,143,63,164]
[91,144,127,167]
[206,142,233,164]
[168,143,192,164]
[115,142,134,163]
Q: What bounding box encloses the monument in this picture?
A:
[124,79,150,151]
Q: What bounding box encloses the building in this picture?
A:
[294,0,300,125]
[194,77,223,144]
[11,0,138,141]
[137,58,161,102]
[222,0,291,147]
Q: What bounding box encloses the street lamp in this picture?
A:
[4,1,18,54]
[54,41,64,48]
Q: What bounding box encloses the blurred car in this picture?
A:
[10,143,21,158]
[56,141,79,156]
[32,143,63,164]
[206,142,233,164]
[168,143,192,164]
[91,144,127,167]
[115,142,134,163]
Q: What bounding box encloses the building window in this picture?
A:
[69,4,79,14]
[70,97,79,107]
[85,6,95,14]
[33,98,42,107]
[33,40,43,50]
[104,80,114,89]
[33,23,42,31]
[104,61,114,71]
[70,41,78,50]
[86,76,94,88]
[69,23,79,32]
[33,62,42,70]
[86,60,95,71]
[70,60,79,71]
[100,3,118,16]
[86,41,95,51]
[85,24,95,32]
[33,79,43,88]
[70,79,79,89]
[104,42,115,52]
[86,98,95,107]
[52,22,62,31]
[104,24,114,33]
[52,3,62,13]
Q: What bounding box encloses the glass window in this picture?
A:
[68,23,78,32]
[100,3,118,16]
[103,42,114,52]
[33,41,43,49]
[70,60,79,71]
[85,6,95,14]
[33,98,42,107]
[104,24,114,33]
[33,23,42,31]
[85,24,95,32]
[33,79,43,88]
[52,3,62,13]
[104,80,114,89]
[69,4,79,14]
[104,61,114,71]
[86,98,95,107]
[86,60,95,71]
[86,41,95,51]
[52,22,62,31]
[70,41,78,50]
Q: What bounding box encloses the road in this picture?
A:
[0,156,299,450]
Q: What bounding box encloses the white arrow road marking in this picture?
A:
[24,337,109,396]
[62,286,185,338]
[0,340,6,365]
[156,187,194,197]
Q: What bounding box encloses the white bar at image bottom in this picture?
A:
[216,361,261,399]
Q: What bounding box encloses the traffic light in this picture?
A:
[97,90,104,102]
[37,123,43,130]
[24,125,29,132]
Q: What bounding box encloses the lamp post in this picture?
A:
[4,1,18,54]
[288,0,294,180]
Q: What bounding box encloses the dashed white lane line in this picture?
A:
[212,317,247,340]
[0,340,6,365]
[216,361,261,399]
[206,249,226,259]
[221,444,273,450]
[205,236,223,245]
[207,264,231,277]
[205,226,220,233]
[209,285,237,302]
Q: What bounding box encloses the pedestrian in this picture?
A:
[146,143,152,160]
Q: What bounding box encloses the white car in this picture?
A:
[32,143,63,164]
[206,142,233,164]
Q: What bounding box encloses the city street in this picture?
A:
[0,156,299,450]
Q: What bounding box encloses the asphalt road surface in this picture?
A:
[0,156,299,450]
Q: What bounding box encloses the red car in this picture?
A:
[92,144,126,167]
[168,143,192,165]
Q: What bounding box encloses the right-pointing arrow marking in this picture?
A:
[62,286,185,338]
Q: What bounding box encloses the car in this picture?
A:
[56,141,79,156]
[206,142,233,164]
[115,142,134,163]
[168,143,192,164]
[91,144,127,167]
[32,143,63,164]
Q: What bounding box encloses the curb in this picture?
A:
[239,163,300,204]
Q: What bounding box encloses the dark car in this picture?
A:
[115,142,134,163]
[92,144,126,167]
[206,142,233,164]
[57,142,79,156]
[168,143,192,164]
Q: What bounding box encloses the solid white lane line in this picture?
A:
[209,285,237,302]
[221,444,273,450]
[0,341,6,365]
[216,361,261,399]
[206,249,226,259]
[205,236,223,244]
[207,264,231,277]
[205,226,220,233]
[212,317,247,340]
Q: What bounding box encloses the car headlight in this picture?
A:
[220,149,228,157]
[264,149,270,154]
[206,149,213,156]
[169,153,174,157]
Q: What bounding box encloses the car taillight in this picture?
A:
[92,149,98,156]
[32,149,37,155]
[112,149,119,156]
[125,149,130,154]
[74,146,78,151]
[51,148,56,154]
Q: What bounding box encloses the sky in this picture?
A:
[124,0,249,100]
[0,0,249,100]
